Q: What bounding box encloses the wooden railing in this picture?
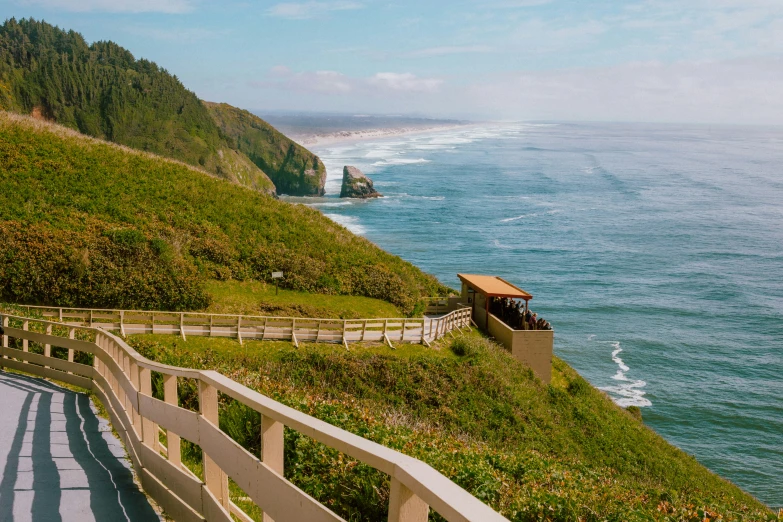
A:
[0,313,507,522]
[11,305,472,348]
[421,297,466,316]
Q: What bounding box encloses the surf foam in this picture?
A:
[597,342,652,408]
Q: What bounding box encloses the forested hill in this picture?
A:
[0,18,325,196]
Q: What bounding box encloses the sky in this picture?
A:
[2,0,783,124]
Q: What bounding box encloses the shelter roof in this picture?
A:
[457,274,533,300]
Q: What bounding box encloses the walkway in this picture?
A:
[0,371,160,522]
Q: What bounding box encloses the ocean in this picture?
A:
[285,122,783,508]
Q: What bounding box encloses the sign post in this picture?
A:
[272,271,284,295]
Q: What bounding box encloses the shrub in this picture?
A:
[450,335,487,357]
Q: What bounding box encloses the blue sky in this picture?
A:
[2,0,783,123]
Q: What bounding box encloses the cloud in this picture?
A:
[253,68,443,96]
[464,57,783,124]
[20,0,193,13]
[368,73,443,92]
[267,1,363,19]
[407,45,494,57]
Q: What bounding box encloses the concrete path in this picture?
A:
[0,371,160,522]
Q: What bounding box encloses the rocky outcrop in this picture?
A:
[340,166,382,198]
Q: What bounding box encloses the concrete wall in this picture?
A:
[473,292,488,330]
[487,313,553,384]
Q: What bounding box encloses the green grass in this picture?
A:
[204,280,402,318]
[0,112,449,313]
[128,332,776,522]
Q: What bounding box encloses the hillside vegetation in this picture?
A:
[205,102,326,196]
[204,280,402,318]
[127,332,774,522]
[0,112,448,312]
[0,18,325,196]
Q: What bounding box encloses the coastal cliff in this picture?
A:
[205,102,327,196]
[340,166,382,198]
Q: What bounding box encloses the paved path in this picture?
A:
[0,371,160,522]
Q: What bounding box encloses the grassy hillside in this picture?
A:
[126,332,774,522]
[0,112,448,312]
[0,18,276,194]
[205,102,327,196]
[204,280,402,318]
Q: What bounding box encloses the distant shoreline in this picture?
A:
[290,123,479,147]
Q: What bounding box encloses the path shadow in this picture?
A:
[0,371,159,521]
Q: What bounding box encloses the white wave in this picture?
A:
[587,334,596,340]
[499,209,560,223]
[412,144,456,150]
[388,192,445,201]
[598,341,652,408]
[364,148,399,159]
[372,158,431,166]
[500,213,534,223]
[324,214,367,235]
[611,344,631,372]
[492,239,512,249]
[308,200,353,208]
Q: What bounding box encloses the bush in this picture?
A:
[450,335,487,357]
[0,220,210,310]
[627,405,643,421]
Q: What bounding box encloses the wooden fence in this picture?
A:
[11,305,472,348]
[0,313,508,522]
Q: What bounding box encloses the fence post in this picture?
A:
[140,366,160,451]
[237,316,243,345]
[199,380,229,510]
[163,374,181,467]
[43,324,52,368]
[388,477,428,522]
[1,315,7,368]
[261,414,284,522]
[129,360,140,433]
[68,328,75,364]
[2,315,9,349]
[180,313,186,341]
[22,320,28,352]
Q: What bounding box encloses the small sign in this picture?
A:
[272,271,284,279]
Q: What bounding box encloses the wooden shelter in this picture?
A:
[457,274,532,330]
[457,273,552,383]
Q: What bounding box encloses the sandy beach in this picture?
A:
[290,123,479,147]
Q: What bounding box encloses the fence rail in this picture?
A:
[0,312,507,522]
[10,305,472,347]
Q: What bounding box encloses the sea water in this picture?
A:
[288,122,782,508]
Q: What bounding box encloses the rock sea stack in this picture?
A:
[340,166,382,198]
